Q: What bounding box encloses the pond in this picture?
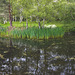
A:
[0,33,75,75]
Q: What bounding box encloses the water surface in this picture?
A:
[0,33,75,75]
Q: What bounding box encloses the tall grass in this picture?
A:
[10,27,65,39]
[0,25,8,36]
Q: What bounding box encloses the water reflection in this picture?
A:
[0,34,75,75]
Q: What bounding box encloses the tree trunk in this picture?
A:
[30,16,32,22]
[20,13,23,23]
[71,11,74,20]
[4,19,7,24]
[9,0,12,26]
[43,18,45,28]
[13,16,14,22]
[15,15,16,22]
[3,16,7,24]
[20,14,22,23]
[26,18,28,29]
[36,17,41,29]
[38,21,41,29]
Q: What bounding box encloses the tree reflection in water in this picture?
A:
[0,34,75,75]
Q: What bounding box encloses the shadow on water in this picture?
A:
[0,33,75,75]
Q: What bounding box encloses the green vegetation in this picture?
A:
[0,0,75,27]
[0,0,75,39]
[9,27,65,39]
[0,25,8,36]
[0,20,75,40]
[0,21,64,27]
[0,26,65,39]
[0,21,38,28]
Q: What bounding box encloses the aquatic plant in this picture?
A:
[10,27,65,39]
[0,25,8,36]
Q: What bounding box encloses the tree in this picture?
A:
[8,0,12,26]
[1,0,74,27]
[31,0,55,28]
[11,0,20,22]
[21,0,33,29]
[0,0,8,24]
[52,0,75,21]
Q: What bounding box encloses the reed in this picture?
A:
[9,27,65,39]
[0,25,8,36]
[0,24,65,39]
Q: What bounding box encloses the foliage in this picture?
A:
[10,27,65,39]
[63,21,75,32]
[0,25,8,36]
[0,0,75,39]
[0,0,74,27]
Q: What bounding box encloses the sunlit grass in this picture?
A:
[0,21,64,28]
[0,20,74,28]
[0,21,39,28]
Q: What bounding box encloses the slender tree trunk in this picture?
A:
[38,21,41,29]
[13,16,14,22]
[20,15,23,23]
[3,16,7,24]
[36,17,41,29]
[30,16,32,22]
[20,14,22,23]
[15,15,16,22]
[9,0,12,26]
[4,20,7,24]
[43,18,45,28]
[26,18,28,29]
[71,12,74,20]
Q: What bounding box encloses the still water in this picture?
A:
[0,33,75,75]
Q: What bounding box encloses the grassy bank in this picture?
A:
[0,21,75,39]
[0,21,64,28]
[0,25,65,39]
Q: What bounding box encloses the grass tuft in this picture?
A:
[9,27,65,39]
